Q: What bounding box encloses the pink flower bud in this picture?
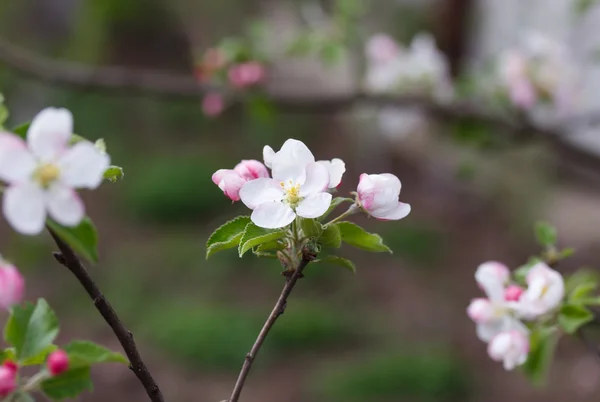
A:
[212,169,246,202]
[202,93,225,117]
[0,366,16,397]
[234,160,270,181]
[504,285,524,302]
[47,350,69,376]
[366,34,400,64]
[228,62,266,88]
[357,173,411,221]
[0,264,24,310]
[2,361,17,375]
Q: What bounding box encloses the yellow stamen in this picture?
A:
[33,164,60,188]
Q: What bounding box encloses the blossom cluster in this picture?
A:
[495,32,577,112]
[195,46,267,117]
[467,261,564,370]
[212,138,411,228]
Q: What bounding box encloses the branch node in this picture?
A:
[52,252,66,265]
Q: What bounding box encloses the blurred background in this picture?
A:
[2,0,600,401]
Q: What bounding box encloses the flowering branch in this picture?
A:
[48,228,165,402]
[229,251,314,402]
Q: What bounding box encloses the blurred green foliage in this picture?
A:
[381,224,444,267]
[311,348,471,402]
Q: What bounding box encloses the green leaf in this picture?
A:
[94,139,106,153]
[4,299,59,362]
[319,197,353,221]
[41,367,92,400]
[320,42,346,66]
[566,270,600,295]
[3,344,57,366]
[534,221,557,247]
[314,256,356,273]
[522,326,559,386]
[238,223,286,257]
[558,303,594,334]
[256,240,286,252]
[0,104,8,127]
[0,348,15,363]
[47,217,99,264]
[64,340,128,367]
[570,282,598,302]
[514,257,543,284]
[299,218,322,238]
[319,224,341,248]
[12,122,30,139]
[103,166,124,183]
[335,222,392,253]
[557,247,575,259]
[206,216,252,259]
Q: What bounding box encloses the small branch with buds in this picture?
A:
[228,251,315,402]
[48,229,165,402]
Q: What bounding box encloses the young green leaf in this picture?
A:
[299,218,322,238]
[255,239,286,252]
[64,340,128,367]
[41,367,93,400]
[521,326,559,386]
[319,224,342,248]
[534,221,557,248]
[565,270,600,295]
[103,166,124,183]
[238,223,286,257]
[47,217,99,263]
[4,299,59,362]
[12,122,30,139]
[314,256,356,273]
[558,304,594,334]
[2,344,57,366]
[335,222,392,253]
[206,216,251,259]
[569,282,598,302]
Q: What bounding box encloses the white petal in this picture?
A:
[475,262,510,302]
[370,201,411,220]
[57,142,110,189]
[318,159,346,188]
[263,146,275,168]
[251,201,295,229]
[271,139,315,182]
[0,135,36,183]
[476,320,504,342]
[296,192,332,219]
[299,162,329,196]
[239,178,283,210]
[3,183,46,235]
[46,184,85,227]
[27,108,73,162]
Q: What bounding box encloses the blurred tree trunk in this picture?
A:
[434,0,473,77]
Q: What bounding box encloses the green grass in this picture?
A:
[137,301,362,371]
[311,347,471,402]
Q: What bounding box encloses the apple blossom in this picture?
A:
[365,34,400,64]
[239,139,332,229]
[0,258,24,309]
[468,262,524,342]
[518,262,564,319]
[487,330,530,371]
[356,173,410,221]
[317,158,345,189]
[229,62,266,88]
[0,365,15,397]
[504,285,524,302]
[0,108,109,235]
[202,93,225,117]
[2,361,17,375]
[47,349,69,376]
[212,160,269,202]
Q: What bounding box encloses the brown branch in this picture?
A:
[48,228,165,402]
[2,37,600,174]
[228,253,314,402]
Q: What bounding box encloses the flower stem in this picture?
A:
[324,204,360,227]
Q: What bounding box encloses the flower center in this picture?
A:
[281,180,302,207]
[33,163,60,188]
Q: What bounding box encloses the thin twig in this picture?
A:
[228,253,314,402]
[48,229,165,402]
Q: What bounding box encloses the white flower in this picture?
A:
[487,330,530,371]
[468,262,526,342]
[518,262,564,319]
[0,108,110,235]
[240,139,331,229]
[317,158,345,188]
[365,34,401,64]
[212,160,270,202]
[356,173,410,221]
[0,256,24,310]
